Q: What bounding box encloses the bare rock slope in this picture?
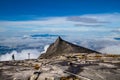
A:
[39,36,100,59]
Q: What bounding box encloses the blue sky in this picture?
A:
[0,0,120,39]
[0,0,120,20]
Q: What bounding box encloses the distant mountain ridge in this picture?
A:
[114,38,120,40]
[31,34,62,38]
[39,37,100,59]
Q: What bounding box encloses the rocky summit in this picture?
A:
[39,36,100,59]
[0,37,120,80]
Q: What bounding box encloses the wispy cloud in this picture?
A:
[0,17,67,26]
[0,13,120,33]
[112,28,120,33]
[81,13,120,23]
[66,16,109,23]
[74,24,103,27]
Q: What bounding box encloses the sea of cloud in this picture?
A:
[0,45,49,61]
[99,45,120,54]
[0,33,120,61]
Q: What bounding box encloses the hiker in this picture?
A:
[12,54,15,61]
[28,53,30,59]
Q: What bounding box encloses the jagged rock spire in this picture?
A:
[55,36,63,45]
[39,37,101,59]
[56,36,63,41]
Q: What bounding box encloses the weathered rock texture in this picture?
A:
[39,37,100,59]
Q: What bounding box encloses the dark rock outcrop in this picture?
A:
[39,36,100,59]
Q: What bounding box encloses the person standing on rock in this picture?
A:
[28,53,30,60]
[12,54,15,61]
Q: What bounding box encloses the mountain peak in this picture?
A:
[57,36,63,41]
[39,37,101,59]
[55,36,63,44]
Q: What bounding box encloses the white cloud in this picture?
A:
[81,13,120,23]
[99,45,120,54]
[0,49,40,61]
[0,44,49,61]
[0,35,53,49]
[0,17,67,27]
[112,28,120,33]
[0,37,39,48]
[41,45,49,53]
[67,16,109,24]
[0,13,120,30]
